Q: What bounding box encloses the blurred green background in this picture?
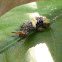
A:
[0,0,62,62]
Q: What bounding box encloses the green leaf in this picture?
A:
[0,0,62,62]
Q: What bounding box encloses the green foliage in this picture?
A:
[0,0,62,62]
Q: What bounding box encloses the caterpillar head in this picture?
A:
[31,16,50,31]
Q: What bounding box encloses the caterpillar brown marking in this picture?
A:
[12,16,50,39]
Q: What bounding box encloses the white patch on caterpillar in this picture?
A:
[31,17,37,28]
[31,16,50,28]
[42,16,50,24]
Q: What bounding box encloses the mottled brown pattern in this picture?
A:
[19,22,35,39]
[19,16,50,39]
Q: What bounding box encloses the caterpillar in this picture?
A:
[12,16,50,39]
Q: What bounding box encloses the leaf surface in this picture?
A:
[0,0,62,62]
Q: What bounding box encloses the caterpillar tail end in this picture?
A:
[12,32,21,34]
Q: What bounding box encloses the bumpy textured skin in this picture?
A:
[19,16,50,39]
[19,22,35,39]
[36,17,46,31]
